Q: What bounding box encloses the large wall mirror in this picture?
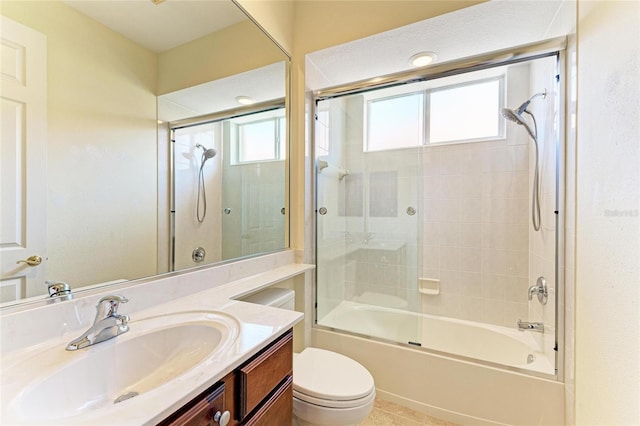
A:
[0,0,289,306]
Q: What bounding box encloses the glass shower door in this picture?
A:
[315,95,423,345]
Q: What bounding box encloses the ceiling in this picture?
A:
[158,61,286,122]
[307,0,576,90]
[63,0,247,53]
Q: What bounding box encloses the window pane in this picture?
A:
[279,118,287,159]
[316,110,330,156]
[239,120,275,162]
[429,79,501,143]
[367,93,423,151]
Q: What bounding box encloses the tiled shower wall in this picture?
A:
[419,63,535,327]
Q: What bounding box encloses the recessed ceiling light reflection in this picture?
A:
[235,96,256,105]
[409,51,438,67]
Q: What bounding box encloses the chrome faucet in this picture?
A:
[517,319,544,333]
[46,281,73,302]
[66,295,130,351]
[528,276,548,305]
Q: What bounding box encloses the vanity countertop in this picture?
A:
[0,262,312,425]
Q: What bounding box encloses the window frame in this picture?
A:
[363,74,505,152]
[230,110,286,165]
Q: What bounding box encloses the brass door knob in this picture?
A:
[16,255,42,266]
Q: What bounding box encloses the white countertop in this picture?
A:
[0,263,312,425]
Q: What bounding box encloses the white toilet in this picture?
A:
[240,288,376,426]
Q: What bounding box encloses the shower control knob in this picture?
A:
[318,207,327,215]
[192,247,206,263]
[213,410,230,426]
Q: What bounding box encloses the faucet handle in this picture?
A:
[98,294,128,304]
[96,294,129,318]
[116,314,130,327]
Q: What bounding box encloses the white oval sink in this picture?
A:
[5,311,240,423]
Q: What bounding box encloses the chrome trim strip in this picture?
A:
[169,98,286,130]
[314,36,566,101]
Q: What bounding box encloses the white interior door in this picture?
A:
[0,17,47,303]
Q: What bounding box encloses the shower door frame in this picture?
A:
[311,37,568,381]
[167,99,287,272]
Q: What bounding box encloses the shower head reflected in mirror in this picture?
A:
[196,143,217,162]
[195,144,216,223]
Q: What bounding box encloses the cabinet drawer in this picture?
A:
[159,381,225,426]
[238,329,293,420]
[242,376,292,426]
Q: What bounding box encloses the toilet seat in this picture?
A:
[293,387,376,409]
[293,348,375,409]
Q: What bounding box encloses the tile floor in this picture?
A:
[359,399,459,426]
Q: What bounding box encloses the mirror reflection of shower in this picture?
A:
[501,89,547,232]
[195,143,217,223]
[317,159,350,181]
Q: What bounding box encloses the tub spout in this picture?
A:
[517,319,544,333]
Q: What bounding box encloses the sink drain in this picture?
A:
[114,391,139,404]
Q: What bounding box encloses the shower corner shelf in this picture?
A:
[419,278,440,295]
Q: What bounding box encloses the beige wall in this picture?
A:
[1,1,159,289]
[157,18,285,95]
[236,0,294,56]
[575,0,640,424]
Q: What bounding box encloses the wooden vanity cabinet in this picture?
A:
[160,329,293,426]
[158,380,227,426]
[238,329,293,425]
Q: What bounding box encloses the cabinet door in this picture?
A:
[242,376,292,426]
[160,382,225,426]
[238,330,293,419]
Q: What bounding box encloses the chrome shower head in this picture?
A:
[509,89,548,116]
[196,144,217,161]
[501,89,547,140]
[501,107,528,126]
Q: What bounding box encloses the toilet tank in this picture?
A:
[240,287,295,310]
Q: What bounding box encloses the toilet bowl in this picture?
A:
[293,348,375,426]
[240,288,376,426]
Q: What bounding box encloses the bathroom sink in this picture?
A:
[3,311,240,423]
[360,240,406,251]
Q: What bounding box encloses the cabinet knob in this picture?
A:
[213,410,230,426]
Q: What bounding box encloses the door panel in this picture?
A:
[0,17,47,302]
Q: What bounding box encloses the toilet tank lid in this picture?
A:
[240,288,294,307]
[293,348,375,401]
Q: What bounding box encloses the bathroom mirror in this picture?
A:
[0,0,289,306]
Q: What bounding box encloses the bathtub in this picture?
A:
[314,301,564,425]
[318,301,554,374]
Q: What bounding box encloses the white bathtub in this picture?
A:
[314,301,564,425]
[319,301,554,374]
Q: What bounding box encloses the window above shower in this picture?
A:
[364,69,506,152]
[229,108,287,164]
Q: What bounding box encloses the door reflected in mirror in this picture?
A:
[0,0,289,306]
